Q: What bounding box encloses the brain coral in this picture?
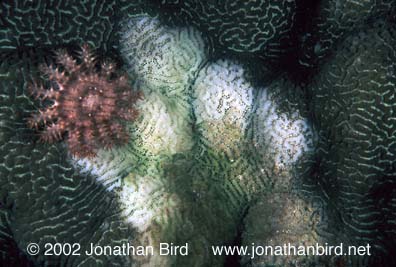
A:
[0,51,135,267]
[1,2,396,267]
[241,192,329,267]
[73,14,316,267]
[0,0,150,51]
[250,78,314,176]
[74,15,212,266]
[74,14,207,190]
[299,0,396,69]
[305,20,396,266]
[192,60,254,157]
[153,0,297,59]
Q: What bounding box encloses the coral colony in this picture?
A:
[27,44,142,158]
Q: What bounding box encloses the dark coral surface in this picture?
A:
[0,0,149,51]
[153,0,297,59]
[305,21,396,266]
[0,51,134,266]
[1,1,396,267]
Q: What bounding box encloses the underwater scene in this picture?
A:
[1,1,396,266]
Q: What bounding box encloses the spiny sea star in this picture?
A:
[27,44,142,158]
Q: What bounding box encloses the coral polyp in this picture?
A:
[28,44,142,158]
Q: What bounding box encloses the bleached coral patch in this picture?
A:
[251,84,314,173]
[72,15,207,189]
[118,14,208,156]
[72,139,142,190]
[192,60,254,156]
[118,171,182,267]
[118,172,180,233]
[131,91,194,155]
[120,15,207,97]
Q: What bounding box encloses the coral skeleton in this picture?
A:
[28,44,142,158]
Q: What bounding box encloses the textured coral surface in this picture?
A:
[153,0,297,58]
[304,21,396,266]
[0,0,151,51]
[1,1,396,267]
[0,51,134,267]
[298,0,396,69]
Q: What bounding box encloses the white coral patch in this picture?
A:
[72,144,139,191]
[71,91,194,190]
[192,60,254,154]
[120,15,207,97]
[132,91,194,155]
[72,15,206,189]
[118,172,181,267]
[252,88,314,171]
[118,173,180,233]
